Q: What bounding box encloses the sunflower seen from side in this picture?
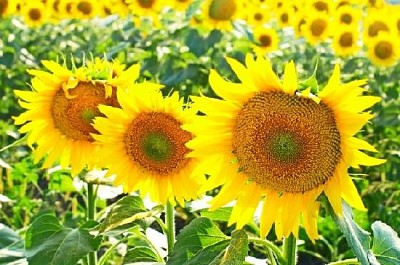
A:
[14,58,150,175]
[185,55,385,241]
[92,89,205,205]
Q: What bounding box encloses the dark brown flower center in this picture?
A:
[374,40,393,60]
[232,91,341,193]
[51,81,118,141]
[124,112,192,175]
[339,32,353,47]
[311,18,327,37]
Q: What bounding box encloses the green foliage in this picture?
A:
[25,214,101,265]
[371,221,400,265]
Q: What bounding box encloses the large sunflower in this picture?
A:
[92,89,205,205]
[185,55,385,240]
[14,58,149,175]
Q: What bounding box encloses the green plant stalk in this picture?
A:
[283,234,297,265]
[165,201,175,255]
[248,237,285,265]
[87,183,97,265]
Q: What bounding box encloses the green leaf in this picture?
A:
[0,224,26,264]
[371,221,400,265]
[123,246,161,264]
[200,207,232,222]
[97,195,161,234]
[185,240,230,265]
[167,217,228,265]
[210,230,249,265]
[25,214,101,265]
[329,200,378,265]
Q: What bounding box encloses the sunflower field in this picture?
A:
[1,0,400,265]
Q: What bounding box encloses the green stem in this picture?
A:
[87,183,97,265]
[248,237,285,265]
[283,234,297,265]
[328,258,360,265]
[165,201,175,255]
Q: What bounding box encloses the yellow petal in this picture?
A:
[283,61,297,95]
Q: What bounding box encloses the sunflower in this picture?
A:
[13,58,150,175]
[70,0,101,19]
[302,11,332,45]
[306,0,334,14]
[245,3,271,28]
[0,0,16,17]
[20,2,51,27]
[366,31,400,67]
[334,5,362,27]
[185,55,385,241]
[200,0,246,30]
[332,26,360,57]
[363,10,395,41]
[274,3,295,28]
[128,0,163,17]
[252,27,279,54]
[92,89,205,205]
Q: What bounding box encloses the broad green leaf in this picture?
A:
[209,230,249,265]
[0,224,26,264]
[123,246,162,264]
[329,200,378,265]
[97,195,162,234]
[25,214,101,265]
[200,207,232,222]
[167,217,228,265]
[185,240,230,265]
[371,221,400,265]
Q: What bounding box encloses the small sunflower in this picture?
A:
[274,3,295,28]
[185,55,385,241]
[366,31,400,67]
[252,27,279,54]
[20,2,51,27]
[307,0,333,14]
[363,10,395,41]
[302,11,332,45]
[200,0,246,30]
[245,3,270,28]
[14,58,152,175]
[332,26,360,57]
[334,5,362,27]
[128,0,163,17]
[92,89,205,205]
[70,0,101,19]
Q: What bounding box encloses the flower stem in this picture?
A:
[165,201,175,255]
[87,183,97,265]
[328,258,360,265]
[283,234,297,265]
[248,237,285,265]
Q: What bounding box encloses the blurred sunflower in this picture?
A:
[185,55,385,240]
[303,12,331,45]
[0,0,15,17]
[274,3,295,28]
[71,0,101,19]
[200,0,245,30]
[14,58,148,175]
[128,0,163,17]
[92,89,205,205]
[252,27,279,54]
[363,10,395,41]
[334,5,361,27]
[366,32,400,67]
[307,0,333,14]
[246,3,270,28]
[20,2,51,27]
[332,26,360,57]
